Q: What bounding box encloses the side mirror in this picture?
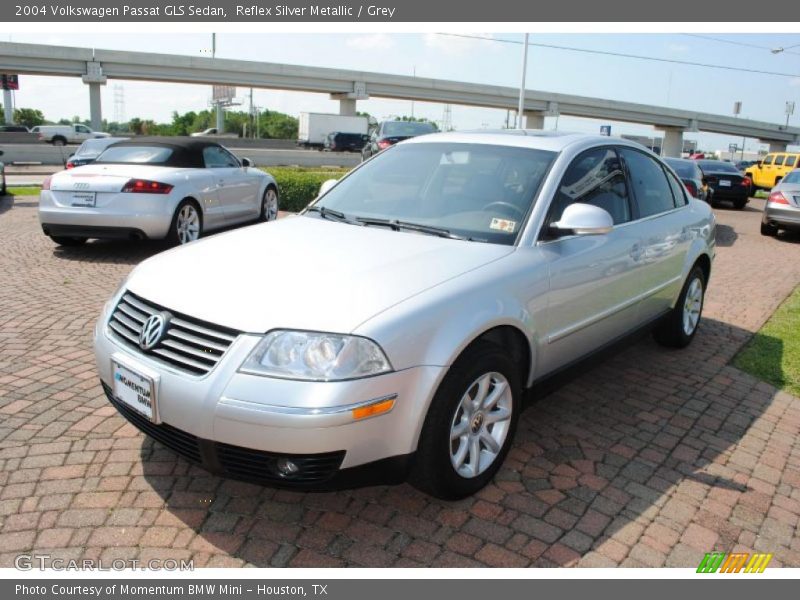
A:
[241,157,252,168]
[757,161,763,167]
[318,178,338,197]
[552,203,613,236]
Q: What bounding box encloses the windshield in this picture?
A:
[698,160,739,174]
[310,142,556,245]
[381,121,437,137]
[95,145,174,164]
[664,159,698,179]
[782,170,800,184]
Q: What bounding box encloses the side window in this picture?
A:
[548,147,631,226]
[787,156,797,167]
[75,125,90,133]
[665,169,689,206]
[775,155,786,166]
[203,146,239,168]
[763,155,774,165]
[619,148,677,218]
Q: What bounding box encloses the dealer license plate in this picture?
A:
[112,360,157,422]
[71,192,96,207]
[718,180,731,187]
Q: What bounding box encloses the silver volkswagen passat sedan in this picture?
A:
[94,131,715,499]
[761,169,800,236]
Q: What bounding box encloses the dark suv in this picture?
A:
[323,132,369,152]
[361,120,437,160]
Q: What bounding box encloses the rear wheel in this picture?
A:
[410,341,521,499]
[733,197,747,210]
[653,266,705,348]
[761,221,779,237]
[259,186,279,222]
[52,137,66,146]
[168,201,202,245]
[49,236,87,247]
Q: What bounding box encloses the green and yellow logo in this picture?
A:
[697,552,772,573]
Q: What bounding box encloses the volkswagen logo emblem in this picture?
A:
[139,313,169,351]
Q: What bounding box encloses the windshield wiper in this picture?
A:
[355,217,467,240]
[306,205,355,224]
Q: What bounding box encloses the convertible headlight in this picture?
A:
[240,330,393,381]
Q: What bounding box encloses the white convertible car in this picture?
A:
[39,137,279,246]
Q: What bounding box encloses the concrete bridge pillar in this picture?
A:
[766,141,788,153]
[523,111,545,129]
[661,128,684,158]
[338,98,357,116]
[82,61,107,131]
[3,89,13,124]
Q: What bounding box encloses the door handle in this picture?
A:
[629,243,643,261]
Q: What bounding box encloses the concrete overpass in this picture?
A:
[1,41,798,156]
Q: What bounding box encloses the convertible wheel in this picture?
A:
[410,341,521,499]
[653,265,705,348]
[169,201,202,245]
[260,186,279,222]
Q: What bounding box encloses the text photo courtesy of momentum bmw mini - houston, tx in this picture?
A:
[1,5,800,591]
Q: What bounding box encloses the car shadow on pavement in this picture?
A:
[132,315,797,568]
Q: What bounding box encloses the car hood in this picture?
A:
[126,216,514,334]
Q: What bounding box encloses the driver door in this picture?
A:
[202,146,257,224]
[535,146,646,376]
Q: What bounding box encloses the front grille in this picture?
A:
[108,291,238,375]
[217,442,345,484]
[102,382,346,486]
[103,383,202,463]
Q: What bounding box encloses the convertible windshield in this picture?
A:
[311,142,556,245]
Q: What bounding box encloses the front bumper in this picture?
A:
[764,202,800,229]
[39,189,175,240]
[94,316,446,487]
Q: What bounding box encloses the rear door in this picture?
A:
[618,148,691,322]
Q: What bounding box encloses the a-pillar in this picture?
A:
[523,111,545,129]
[338,97,357,116]
[661,128,684,158]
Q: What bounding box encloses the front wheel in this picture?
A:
[653,266,706,348]
[410,341,521,500]
[259,186,279,222]
[168,201,202,245]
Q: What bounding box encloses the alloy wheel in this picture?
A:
[263,188,279,221]
[682,277,703,336]
[176,204,200,244]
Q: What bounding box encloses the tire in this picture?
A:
[167,200,202,245]
[49,235,87,247]
[52,137,66,147]
[652,265,706,349]
[259,185,279,222]
[733,198,747,210]
[410,341,521,500]
[761,221,779,237]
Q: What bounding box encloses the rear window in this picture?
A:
[95,146,174,164]
[697,160,740,174]
[382,121,437,137]
[782,170,800,184]
[663,159,698,179]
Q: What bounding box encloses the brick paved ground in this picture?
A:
[1,195,800,568]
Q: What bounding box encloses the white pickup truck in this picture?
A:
[37,124,110,146]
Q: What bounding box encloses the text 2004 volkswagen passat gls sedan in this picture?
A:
[94,131,715,499]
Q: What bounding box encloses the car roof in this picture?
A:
[662,157,696,164]
[96,136,226,168]
[402,129,645,154]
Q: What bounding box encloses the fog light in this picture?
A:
[276,458,300,477]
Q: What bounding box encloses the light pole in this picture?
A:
[785,101,795,129]
[734,101,745,160]
[517,33,529,129]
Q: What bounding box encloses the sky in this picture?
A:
[5,32,800,153]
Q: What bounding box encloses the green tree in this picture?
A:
[12,108,45,128]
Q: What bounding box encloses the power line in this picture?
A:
[682,33,800,56]
[437,33,800,79]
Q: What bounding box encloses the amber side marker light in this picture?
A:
[352,397,396,420]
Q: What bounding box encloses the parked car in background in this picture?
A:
[66,137,130,169]
[323,132,369,152]
[39,137,279,246]
[745,152,800,193]
[361,120,438,160]
[37,124,110,146]
[696,159,750,209]
[0,125,30,133]
[663,157,711,203]
[761,169,800,236]
[735,159,757,172]
[93,131,715,499]
[0,150,6,196]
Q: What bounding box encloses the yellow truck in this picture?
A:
[745,152,800,192]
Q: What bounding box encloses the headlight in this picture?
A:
[239,330,393,381]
